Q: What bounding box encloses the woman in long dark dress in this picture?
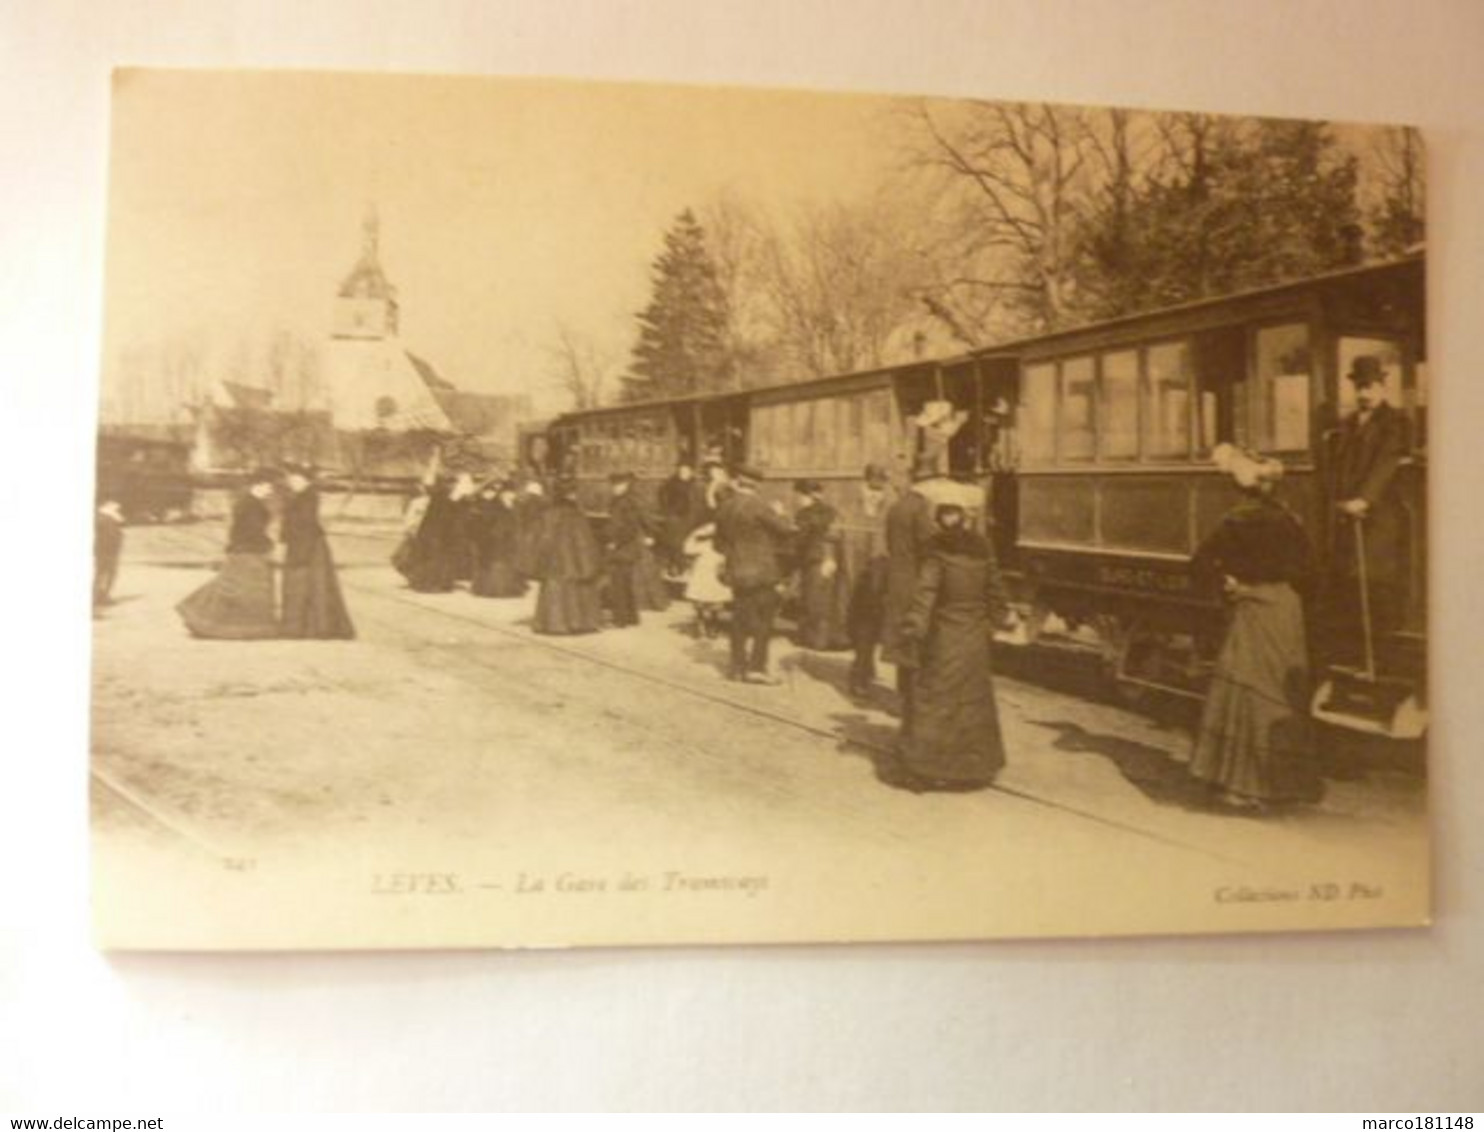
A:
[1189,446,1320,810]
[470,482,528,598]
[531,479,604,635]
[177,470,280,639]
[793,480,852,650]
[399,476,461,593]
[279,465,355,640]
[893,503,1011,791]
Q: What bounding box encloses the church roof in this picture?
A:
[338,253,395,301]
[337,208,397,301]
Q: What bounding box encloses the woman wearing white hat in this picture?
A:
[1189,445,1320,811]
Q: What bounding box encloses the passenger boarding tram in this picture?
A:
[540,253,1427,735]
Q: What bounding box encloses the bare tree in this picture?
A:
[1367,125,1425,255]
[548,322,613,410]
[908,99,1095,334]
[755,194,930,378]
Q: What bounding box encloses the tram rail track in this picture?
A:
[125,521,1244,867]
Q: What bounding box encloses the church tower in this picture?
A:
[333,207,400,340]
[323,206,452,432]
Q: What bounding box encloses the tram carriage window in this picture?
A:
[752,404,774,468]
[1253,324,1312,453]
[1059,356,1096,460]
[1021,362,1057,462]
[840,395,865,471]
[1337,336,1404,417]
[1100,350,1139,459]
[1144,342,1193,458]
[863,389,894,470]
[814,397,839,469]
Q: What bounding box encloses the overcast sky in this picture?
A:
[101,69,902,415]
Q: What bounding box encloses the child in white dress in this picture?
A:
[682,522,730,639]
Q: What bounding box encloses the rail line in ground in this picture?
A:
[140,523,1243,867]
[90,761,245,863]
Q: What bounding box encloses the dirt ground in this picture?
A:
[87,516,1430,949]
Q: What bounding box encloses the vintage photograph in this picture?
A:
[91,69,1429,949]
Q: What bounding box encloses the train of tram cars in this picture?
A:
[95,434,196,523]
[539,252,1427,723]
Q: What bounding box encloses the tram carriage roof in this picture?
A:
[551,251,1424,426]
[966,250,1424,360]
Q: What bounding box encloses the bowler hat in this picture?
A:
[1346,355,1387,387]
[793,478,823,496]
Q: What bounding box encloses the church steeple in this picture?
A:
[333,204,399,339]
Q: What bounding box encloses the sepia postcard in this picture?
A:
[91,68,1429,950]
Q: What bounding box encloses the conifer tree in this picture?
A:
[622,210,734,402]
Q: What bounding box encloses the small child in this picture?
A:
[682,522,730,639]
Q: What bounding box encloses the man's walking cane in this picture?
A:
[1353,515,1376,682]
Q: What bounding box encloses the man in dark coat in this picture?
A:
[881,456,942,726]
[658,461,707,577]
[792,479,851,650]
[604,472,644,627]
[714,466,795,684]
[1320,354,1411,667]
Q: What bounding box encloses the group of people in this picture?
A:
[1188,355,1412,813]
[175,464,356,641]
[129,354,1405,807]
[389,468,674,633]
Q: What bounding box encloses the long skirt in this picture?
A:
[281,539,356,640]
[897,608,1005,786]
[797,562,852,650]
[1190,582,1319,803]
[472,557,527,598]
[534,577,602,635]
[633,542,671,612]
[177,552,278,640]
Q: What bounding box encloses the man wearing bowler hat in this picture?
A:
[1320,353,1411,665]
[714,465,795,684]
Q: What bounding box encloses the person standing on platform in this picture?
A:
[1319,354,1411,668]
[880,456,941,726]
[514,478,549,582]
[701,460,734,520]
[531,478,604,636]
[715,466,794,685]
[278,464,355,640]
[176,471,281,639]
[659,460,706,579]
[846,464,896,698]
[894,503,1012,792]
[792,479,851,651]
[682,521,730,639]
[93,499,126,610]
[470,480,527,599]
[399,475,462,594]
[1189,446,1320,811]
[448,471,479,585]
[604,472,644,628]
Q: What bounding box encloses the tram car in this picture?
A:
[95,433,195,523]
[539,252,1427,735]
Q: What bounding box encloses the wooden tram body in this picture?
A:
[538,254,1427,726]
[95,434,196,523]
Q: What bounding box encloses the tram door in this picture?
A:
[700,395,749,468]
[978,356,1021,564]
[1333,333,1426,640]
